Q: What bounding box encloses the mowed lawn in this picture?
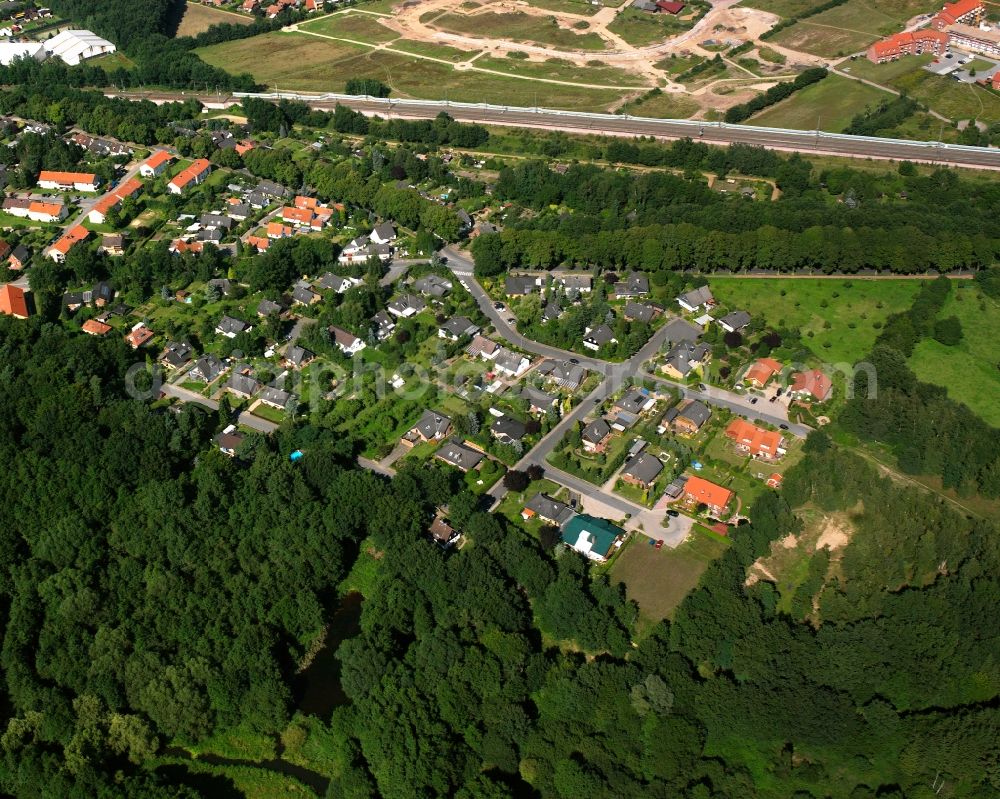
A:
[196,31,625,109]
[175,1,251,37]
[748,73,890,131]
[709,277,923,363]
[609,529,729,629]
[909,284,1000,426]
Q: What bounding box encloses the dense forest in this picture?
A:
[472,158,1000,274]
[0,300,997,796]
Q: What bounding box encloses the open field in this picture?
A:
[621,89,701,118]
[748,73,890,131]
[175,0,252,37]
[196,32,625,108]
[838,52,934,82]
[708,277,924,363]
[770,20,880,58]
[300,12,401,43]
[475,54,650,86]
[610,528,729,629]
[606,7,696,46]
[427,10,609,50]
[736,0,820,18]
[528,0,607,15]
[389,38,472,60]
[909,283,1000,426]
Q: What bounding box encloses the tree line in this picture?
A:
[724,67,827,124]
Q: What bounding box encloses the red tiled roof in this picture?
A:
[725,418,784,458]
[51,225,90,256]
[684,476,733,510]
[0,284,29,318]
[791,369,832,401]
[169,159,211,190]
[745,357,782,386]
[144,150,174,170]
[656,0,685,12]
[39,170,97,185]
[82,318,112,336]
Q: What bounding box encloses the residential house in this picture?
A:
[259,386,293,410]
[291,284,320,306]
[561,514,624,562]
[435,439,485,472]
[583,324,617,352]
[413,274,452,297]
[541,301,563,323]
[522,493,575,526]
[582,418,612,453]
[140,150,174,178]
[0,284,29,319]
[613,272,649,298]
[338,235,391,264]
[620,452,664,489]
[504,274,540,296]
[371,310,396,341]
[266,221,293,239]
[124,323,154,349]
[387,294,426,318]
[438,316,480,341]
[557,274,592,293]
[673,399,711,434]
[8,244,29,271]
[428,516,459,547]
[257,298,284,317]
[214,425,244,457]
[37,170,99,192]
[725,418,786,460]
[663,318,703,345]
[491,414,527,444]
[284,345,314,369]
[718,310,751,333]
[99,234,125,256]
[227,200,251,221]
[661,340,711,379]
[189,355,225,383]
[744,357,783,388]
[537,359,585,390]
[329,325,366,355]
[198,228,224,246]
[216,315,251,339]
[790,369,832,402]
[159,341,194,369]
[47,225,90,262]
[3,198,67,223]
[676,285,715,313]
[521,385,558,415]
[467,334,499,360]
[493,348,530,378]
[614,388,655,416]
[404,409,452,445]
[370,222,396,244]
[683,475,733,516]
[623,302,660,324]
[81,318,111,336]
[225,370,261,399]
[200,213,234,232]
[317,272,361,293]
[91,281,114,307]
[168,159,211,194]
[63,291,85,312]
[88,177,142,224]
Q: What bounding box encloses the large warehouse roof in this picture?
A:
[43,29,116,66]
[0,42,46,66]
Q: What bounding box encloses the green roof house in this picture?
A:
[561,514,624,562]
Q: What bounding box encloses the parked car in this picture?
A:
[667,509,679,518]
[654,539,664,550]
[750,397,759,405]
[493,301,505,310]
[779,423,789,430]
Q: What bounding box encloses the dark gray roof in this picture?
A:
[317,272,353,292]
[614,272,649,296]
[521,385,558,410]
[719,310,751,331]
[257,298,282,317]
[494,348,528,375]
[286,345,313,367]
[624,302,657,323]
[160,341,193,368]
[413,274,452,297]
[200,213,233,230]
[583,418,611,444]
[388,294,426,315]
[216,315,248,336]
[662,318,702,344]
[537,359,585,389]
[542,301,562,321]
[226,371,261,397]
[505,275,537,295]
[91,281,114,304]
[677,285,714,309]
[414,409,451,440]
[558,274,592,291]
[189,355,224,383]
[436,440,485,471]
[491,415,527,441]
[440,316,479,338]
[372,221,396,241]
[371,310,395,338]
[208,278,233,296]
[259,386,292,407]
[616,389,651,415]
[622,452,664,485]
[584,325,616,347]
[664,340,708,376]
[677,399,711,427]
[525,493,575,525]
[292,286,318,305]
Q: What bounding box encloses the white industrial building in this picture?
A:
[43,30,116,66]
[0,42,46,66]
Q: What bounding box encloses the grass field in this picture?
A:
[747,74,890,131]
[609,528,729,630]
[606,7,693,46]
[299,12,400,43]
[175,1,251,37]
[526,0,606,15]
[429,10,609,50]
[908,283,1000,426]
[770,20,879,58]
[389,38,473,60]
[621,89,700,118]
[196,31,625,109]
[708,277,924,363]
[736,0,819,18]
[475,54,649,86]
[839,52,933,82]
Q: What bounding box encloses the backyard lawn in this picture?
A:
[609,527,729,631]
[708,277,923,363]
[908,283,1000,426]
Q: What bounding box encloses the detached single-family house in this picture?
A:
[435,439,485,472]
[561,514,624,562]
[216,315,251,339]
[99,234,125,256]
[614,388,655,416]
[536,359,585,390]
[189,355,225,384]
[371,310,396,341]
[284,345,314,369]
[662,341,711,380]
[725,418,786,460]
[387,294,426,318]
[505,275,540,296]
[8,244,29,271]
[623,302,660,324]
[493,348,530,378]
[522,493,575,526]
[214,425,244,457]
[124,323,154,350]
[676,285,715,313]
[491,414,527,444]
[0,284,30,319]
[317,272,361,294]
[521,385,558,415]
[620,453,664,490]
[467,334,500,360]
[662,318,702,345]
[718,310,751,333]
[329,325,366,355]
[557,274,592,293]
[673,399,711,434]
[582,418,612,453]
[81,318,111,336]
[413,274,452,297]
[159,341,194,369]
[370,222,396,245]
[583,324,617,352]
[405,409,452,445]
[259,386,293,410]
[291,284,320,306]
[257,298,284,318]
[613,272,649,298]
[683,476,733,516]
[790,369,832,402]
[744,357,783,389]
[438,316,480,341]
[225,370,261,399]
[140,150,174,178]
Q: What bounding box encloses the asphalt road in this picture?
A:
[104,91,1000,171]
[161,382,279,433]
